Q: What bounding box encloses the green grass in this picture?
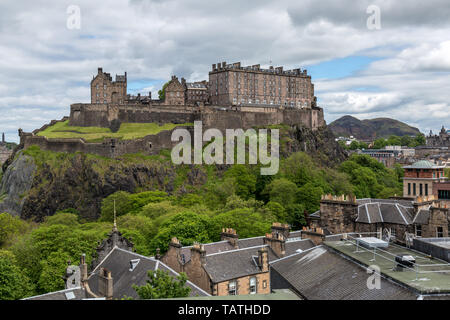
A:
[36,120,192,142]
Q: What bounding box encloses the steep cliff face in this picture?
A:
[0,151,36,216]
[1,124,346,221]
[18,149,209,222]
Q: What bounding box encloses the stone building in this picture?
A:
[161,224,315,296]
[427,126,450,148]
[91,67,127,104]
[208,61,315,109]
[309,194,450,244]
[183,79,209,105]
[24,222,209,300]
[403,160,448,198]
[163,76,186,105]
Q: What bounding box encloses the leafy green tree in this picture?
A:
[0,256,34,300]
[158,81,170,101]
[0,213,31,248]
[285,204,306,230]
[212,207,273,239]
[372,138,387,149]
[38,251,71,293]
[264,201,287,222]
[224,165,256,200]
[414,133,426,146]
[133,269,191,299]
[150,212,215,253]
[44,211,79,227]
[266,178,298,208]
[297,183,323,214]
[349,140,360,150]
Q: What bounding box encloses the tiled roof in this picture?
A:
[413,209,430,225]
[88,247,210,299]
[270,246,418,300]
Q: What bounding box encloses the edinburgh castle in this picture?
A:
[20,61,326,157]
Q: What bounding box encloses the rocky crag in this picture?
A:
[0,125,346,221]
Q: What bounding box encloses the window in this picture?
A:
[408,183,411,195]
[228,280,237,295]
[249,277,257,294]
[413,183,416,195]
[103,100,107,104]
[262,280,267,289]
[96,85,99,90]
[425,184,428,196]
[415,225,422,237]
[437,227,444,238]
[419,183,423,196]
[104,85,107,90]
[390,228,396,239]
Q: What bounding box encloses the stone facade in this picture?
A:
[402,160,448,198]
[312,194,450,243]
[164,76,186,105]
[91,68,127,105]
[209,61,315,109]
[427,126,450,148]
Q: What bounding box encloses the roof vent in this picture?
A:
[65,291,75,300]
[129,259,140,271]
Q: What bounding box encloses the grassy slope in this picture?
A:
[36,120,192,142]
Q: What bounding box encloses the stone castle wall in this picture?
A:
[21,124,194,158]
[21,102,325,158]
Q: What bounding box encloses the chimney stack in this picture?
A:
[264,230,286,258]
[98,67,103,75]
[221,228,239,249]
[271,222,290,239]
[258,247,269,272]
[98,268,113,299]
[80,253,88,283]
[190,242,206,266]
[155,248,161,260]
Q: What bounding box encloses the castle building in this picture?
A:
[183,79,209,105]
[91,67,127,104]
[427,126,450,148]
[402,160,447,198]
[208,61,315,109]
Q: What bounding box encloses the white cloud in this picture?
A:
[0,0,449,142]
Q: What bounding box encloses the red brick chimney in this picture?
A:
[258,247,269,272]
[264,231,286,258]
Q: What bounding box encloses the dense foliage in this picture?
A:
[0,151,403,299]
[133,269,191,299]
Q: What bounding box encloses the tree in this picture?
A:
[0,256,34,300]
[150,212,215,253]
[0,213,30,248]
[158,81,170,101]
[414,133,426,146]
[266,178,298,208]
[133,269,191,299]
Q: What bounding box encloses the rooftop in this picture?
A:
[325,234,450,295]
[270,245,418,300]
[403,160,445,169]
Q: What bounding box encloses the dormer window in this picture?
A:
[129,259,140,271]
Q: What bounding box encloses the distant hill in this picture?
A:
[328,115,421,140]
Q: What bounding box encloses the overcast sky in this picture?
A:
[1,0,449,142]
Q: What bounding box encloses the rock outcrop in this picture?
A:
[0,151,36,216]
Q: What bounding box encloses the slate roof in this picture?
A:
[270,246,418,300]
[23,287,88,300]
[413,209,430,224]
[88,247,210,299]
[203,239,316,283]
[356,201,414,225]
[186,82,207,89]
